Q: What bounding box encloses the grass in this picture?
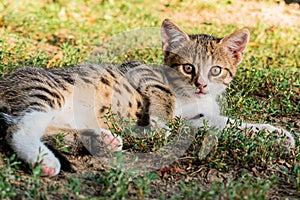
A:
[174,173,275,200]
[0,0,299,199]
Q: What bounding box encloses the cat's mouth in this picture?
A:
[194,82,208,96]
[195,88,207,95]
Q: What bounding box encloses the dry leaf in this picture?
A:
[47,51,63,68]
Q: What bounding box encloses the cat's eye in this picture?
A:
[182,64,194,74]
[210,66,222,76]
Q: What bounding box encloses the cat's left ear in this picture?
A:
[220,28,250,66]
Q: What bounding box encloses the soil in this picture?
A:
[158,0,300,29]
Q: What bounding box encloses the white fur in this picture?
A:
[11,84,123,176]
[10,111,61,176]
[174,93,295,148]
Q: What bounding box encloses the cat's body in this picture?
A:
[0,19,295,177]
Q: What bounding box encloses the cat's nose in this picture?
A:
[200,83,207,90]
[196,77,208,93]
[197,77,206,84]
[196,83,208,94]
[197,78,207,89]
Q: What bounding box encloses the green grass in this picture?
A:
[175,173,276,200]
[0,0,299,199]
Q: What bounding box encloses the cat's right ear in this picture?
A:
[220,28,250,66]
[161,19,190,52]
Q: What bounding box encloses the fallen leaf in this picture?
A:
[47,51,63,68]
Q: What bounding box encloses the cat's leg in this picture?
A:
[239,122,295,147]
[7,111,60,177]
[9,111,123,177]
[141,84,174,137]
[191,115,295,147]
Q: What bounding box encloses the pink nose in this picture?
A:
[197,78,207,93]
[200,83,207,91]
[196,82,207,94]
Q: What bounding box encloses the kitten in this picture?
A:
[160,19,294,144]
[0,19,294,177]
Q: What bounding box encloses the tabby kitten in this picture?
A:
[0,19,294,177]
[160,19,294,141]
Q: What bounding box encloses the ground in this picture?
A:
[0,0,299,199]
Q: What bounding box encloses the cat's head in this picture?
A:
[161,19,250,98]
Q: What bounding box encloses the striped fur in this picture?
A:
[0,19,295,177]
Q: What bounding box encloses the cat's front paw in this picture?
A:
[273,128,295,148]
[80,129,123,157]
[102,129,123,152]
[254,124,295,148]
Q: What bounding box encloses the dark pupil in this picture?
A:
[184,65,193,73]
[211,66,221,75]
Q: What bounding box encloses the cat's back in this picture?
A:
[0,63,148,126]
[0,64,116,115]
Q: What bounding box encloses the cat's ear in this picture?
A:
[220,28,250,66]
[161,19,190,52]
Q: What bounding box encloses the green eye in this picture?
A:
[210,66,222,76]
[183,64,194,74]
